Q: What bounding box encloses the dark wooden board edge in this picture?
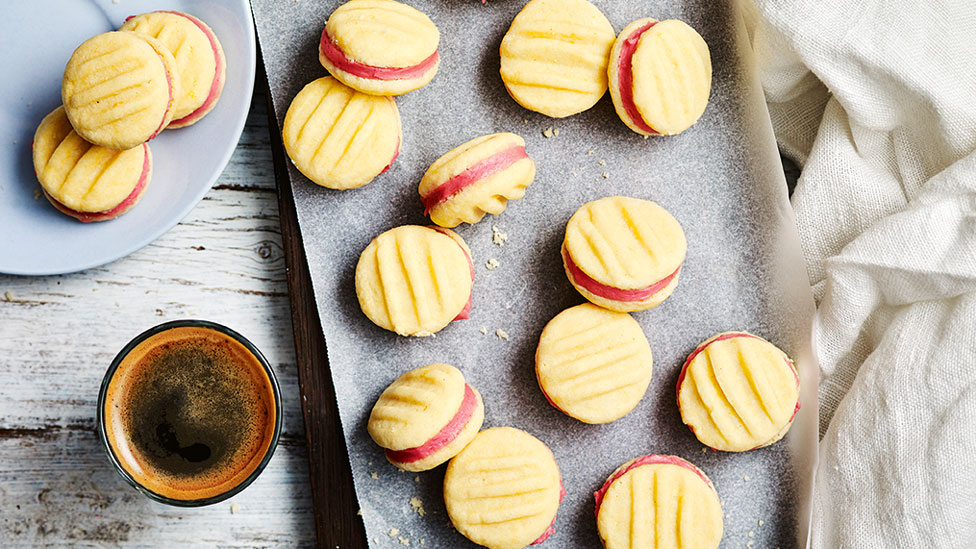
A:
[258,52,368,548]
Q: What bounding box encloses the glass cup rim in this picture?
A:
[96,319,283,507]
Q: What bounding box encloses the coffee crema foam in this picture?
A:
[103,326,277,501]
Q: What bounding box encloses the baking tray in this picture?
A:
[255,0,819,546]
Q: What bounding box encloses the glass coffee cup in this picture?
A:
[97,320,281,506]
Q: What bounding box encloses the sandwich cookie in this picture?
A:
[608,19,711,136]
[368,363,484,472]
[677,332,800,452]
[419,132,536,228]
[444,427,564,549]
[500,0,615,118]
[282,76,401,190]
[536,304,652,424]
[120,11,225,128]
[62,31,180,150]
[319,0,440,96]
[594,455,723,549]
[32,107,151,223]
[355,225,474,337]
[562,196,686,312]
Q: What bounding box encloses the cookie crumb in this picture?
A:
[702,447,707,454]
[749,530,755,538]
[33,189,42,200]
[388,528,399,537]
[495,329,509,341]
[409,497,426,517]
[743,475,750,481]
[414,476,420,483]
[3,291,11,301]
[370,472,378,479]
[491,225,507,246]
[759,520,764,526]
[602,172,609,179]
[747,541,754,548]
[586,149,595,155]
[553,128,560,137]
[420,539,425,546]
[398,537,410,546]
[542,127,554,138]
[479,326,488,335]
[486,258,500,270]
[598,159,607,166]
[230,503,240,514]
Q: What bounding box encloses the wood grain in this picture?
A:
[262,58,368,548]
[0,90,316,547]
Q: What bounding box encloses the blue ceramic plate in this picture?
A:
[0,1,255,275]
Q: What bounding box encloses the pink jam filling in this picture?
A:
[379,135,401,176]
[385,384,477,464]
[617,22,660,135]
[50,144,150,222]
[421,146,529,214]
[160,11,225,126]
[593,455,710,518]
[563,246,679,302]
[428,226,475,320]
[530,476,566,545]
[320,28,439,81]
[536,366,568,415]
[675,332,802,447]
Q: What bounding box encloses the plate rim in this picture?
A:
[0,0,257,277]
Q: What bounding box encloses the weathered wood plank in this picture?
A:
[0,92,316,547]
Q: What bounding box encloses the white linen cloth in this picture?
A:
[746,0,976,546]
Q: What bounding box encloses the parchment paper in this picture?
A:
[252,0,818,546]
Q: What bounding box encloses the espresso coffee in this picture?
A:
[102,325,278,502]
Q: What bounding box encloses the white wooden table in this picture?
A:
[0,90,317,547]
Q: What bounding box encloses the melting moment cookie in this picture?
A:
[536,304,653,424]
[355,225,474,337]
[677,332,800,452]
[319,0,440,96]
[444,427,565,548]
[62,31,180,150]
[120,11,225,128]
[33,107,151,222]
[608,19,712,136]
[419,133,536,228]
[368,363,484,472]
[500,0,615,118]
[562,196,686,312]
[594,455,723,549]
[282,76,401,190]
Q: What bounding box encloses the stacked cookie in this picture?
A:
[288,2,800,548]
[33,12,224,222]
[500,0,713,136]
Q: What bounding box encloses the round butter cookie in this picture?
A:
[500,0,615,118]
[444,427,564,548]
[608,19,711,136]
[33,106,151,222]
[355,225,474,337]
[562,196,686,312]
[319,0,440,96]
[120,11,225,128]
[677,332,800,452]
[536,303,652,424]
[594,455,723,549]
[282,76,401,190]
[368,363,485,472]
[419,132,536,228]
[62,31,180,150]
